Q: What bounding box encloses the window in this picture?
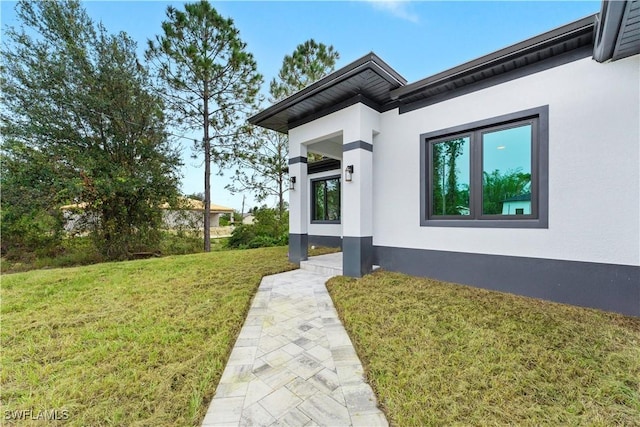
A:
[420,106,548,228]
[311,176,340,222]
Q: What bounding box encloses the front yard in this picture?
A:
[1,247,294,426]
[3,249,638,426]
[327,271,640,426]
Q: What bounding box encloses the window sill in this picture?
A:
[420,218,548,229]
[311,220,341,225]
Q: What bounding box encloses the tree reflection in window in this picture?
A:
[431,137,470,216]
[312,177,340,221]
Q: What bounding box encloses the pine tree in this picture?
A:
[146,0,262,251]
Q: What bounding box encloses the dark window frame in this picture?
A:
[420,105,548,228]
[311,175,341,224]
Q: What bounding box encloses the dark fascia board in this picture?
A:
[248,52,407,128]
[391,15,597,101]
[593,1,627,62]
[399,45,592,114]
[611,0,640,61]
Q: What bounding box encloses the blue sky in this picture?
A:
[1,0,600,211]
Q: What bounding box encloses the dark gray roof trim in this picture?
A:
[391,15,596,103]
[250,6,638,135]
[249,53,407,133]
[594,0,640,62]
[399,45,592,114]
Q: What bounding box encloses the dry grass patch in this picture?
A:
[1,247,294,426]
[327,271,640,426]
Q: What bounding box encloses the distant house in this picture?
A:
[242,213,255,225]
[249,1,639,316]
[61,198,235,232]
[502,194,531,215]
[60,202,94,233]
[161,198,234,229]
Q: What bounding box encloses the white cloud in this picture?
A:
[366,0,419,24]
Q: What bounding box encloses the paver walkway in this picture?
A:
[201,263,388,426]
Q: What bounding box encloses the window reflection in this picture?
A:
[482,125,532,216]
[431,136,471,216]
[312,177,340,221]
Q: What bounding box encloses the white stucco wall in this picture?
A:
[373,55,639,266]
[289,103,376,149]
[291,103,381,240]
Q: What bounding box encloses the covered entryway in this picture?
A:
[248,53,407,277]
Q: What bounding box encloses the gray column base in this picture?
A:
[289,233,308,265]
[343,236,373,278]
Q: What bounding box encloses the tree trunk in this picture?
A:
[278,173,284,219]
[203,87,211,252]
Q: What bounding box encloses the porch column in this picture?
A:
[342,104,378,277]
[288,141,308,264]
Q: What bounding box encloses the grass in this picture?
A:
[1,233,227,274]
[1,247,295,426]
[327,271,640,426]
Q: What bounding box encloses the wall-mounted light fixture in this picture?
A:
[289,176,296,190]
[345,165,354,182]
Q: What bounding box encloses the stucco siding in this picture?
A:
[373,56,639,266]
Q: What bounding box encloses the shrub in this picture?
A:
[226,207,288,249]
[227,224,257,249]
[247,235,277,249]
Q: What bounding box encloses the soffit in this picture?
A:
[613,0,640,60]
[391,15,596,105]
[248,53,407,134]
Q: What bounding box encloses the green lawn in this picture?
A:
[1,247,294,426]
[327,271,640,426]
[1,233,220,274]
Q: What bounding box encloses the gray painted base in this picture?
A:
[309,235,342,249]
[374,246,640,317]
[289,234,308,264]
[343,236,373,278]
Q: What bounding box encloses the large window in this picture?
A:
[420,106,548,228]
[311,176,340,222]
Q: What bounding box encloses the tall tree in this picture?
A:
[146,0,262,251]
[432,139,466,215]
[269,39,340,103]
[228,40,339,217]
[1,0,182,260]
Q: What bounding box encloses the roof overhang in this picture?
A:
[248,53,407,133]
[391,15,596,107]
[250,2,637,135]
[594,0,640,62]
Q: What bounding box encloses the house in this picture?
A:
[242,213,256,225]
[161,198,234,229]
[60,202,94,233]
[61,198,235,231]
[501,194,531,216]
[249,1,639,316]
